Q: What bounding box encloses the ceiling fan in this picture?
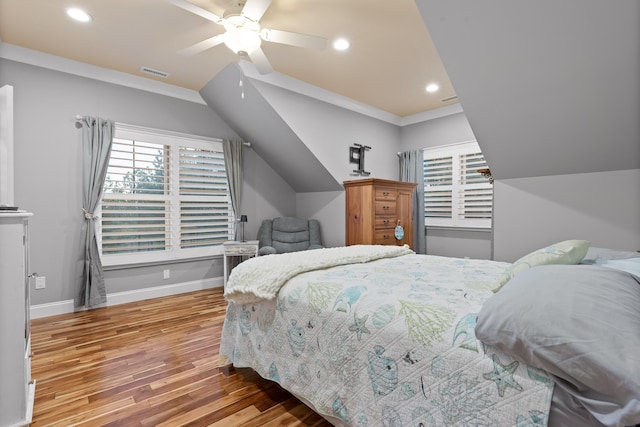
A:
[168,0,328,74]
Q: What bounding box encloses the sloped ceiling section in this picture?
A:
[199,63,342,192]
[416,0,640,180]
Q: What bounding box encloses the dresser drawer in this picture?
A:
[375,217,395,229]
[375,200,396,216]
[375,187,398,201]
[374,230,398,244]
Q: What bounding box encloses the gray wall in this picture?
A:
[400,112,475,151]
[400,111,492,259]
[242,147,297,239]
[296,191,345,248]
[200,63,403,248]
[494,169,640,262]
[250,79,400,184]
[415,0,640,260]
[416,0,640,180]
[1,58,295,306]
[399,111,640,261]
[6,49,636,310]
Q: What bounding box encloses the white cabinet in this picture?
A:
[0,212,35,427]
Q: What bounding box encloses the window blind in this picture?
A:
[102,138,170,254]
[99,125,232,265]
[423,141,493,228]
[179,147,232,249]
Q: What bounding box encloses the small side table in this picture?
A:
[223,240,259,288]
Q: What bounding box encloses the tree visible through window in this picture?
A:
[423,141,493,228]
[98,125,232,266]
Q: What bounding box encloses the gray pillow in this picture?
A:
[475,265,640,426]
[581,247,640,264]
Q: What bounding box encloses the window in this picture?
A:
[98,124,232,266]
[423,141,493,228]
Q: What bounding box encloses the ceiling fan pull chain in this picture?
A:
[239,70,245,99]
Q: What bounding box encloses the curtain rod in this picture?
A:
[74,115,251,147]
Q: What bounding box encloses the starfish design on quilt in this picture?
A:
[348,312,371,340]
[483,353,523,397]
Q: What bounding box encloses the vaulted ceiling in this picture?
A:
[416,0,640,179]
[0,0,458,118]
[2,0,637,190]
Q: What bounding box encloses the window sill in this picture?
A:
[426,225,492,233]
[102,254,222,271]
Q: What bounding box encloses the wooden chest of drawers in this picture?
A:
[344,178,417,249]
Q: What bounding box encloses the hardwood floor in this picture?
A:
[30,287,332,427]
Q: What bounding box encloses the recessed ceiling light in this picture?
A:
[333,38,350,51]
[426,83,439,93]
[66,8,92,22]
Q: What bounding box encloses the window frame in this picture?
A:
[97,124,233,267]
[423,140,493,229]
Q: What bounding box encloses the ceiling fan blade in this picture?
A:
[248,48,273,74]
[178,34,226,56]
[167,0,224,24]
[241,0,272,22]
[260,28,327,50]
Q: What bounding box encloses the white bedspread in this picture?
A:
[224,245,414,304]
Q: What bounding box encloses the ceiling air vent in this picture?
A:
[140,67,170,78]
[441,95,458,103]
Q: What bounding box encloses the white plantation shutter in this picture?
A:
[101,199,170,254]
[424,155,453,219]
[99,125,232,266]
[423,141,492,228]
[179,147,232,248]
[102,139,170,254]
[459,151,493,223]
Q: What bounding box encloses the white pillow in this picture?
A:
[494,240,589,291]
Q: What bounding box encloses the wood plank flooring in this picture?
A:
[30,287,332,427]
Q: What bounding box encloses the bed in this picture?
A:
[219,242,640,427]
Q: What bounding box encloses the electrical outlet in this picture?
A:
[163,269,170,279]
[35,276,46,289]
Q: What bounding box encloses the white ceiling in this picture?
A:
[0,0,459,117]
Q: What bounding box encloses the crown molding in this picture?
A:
[0,41,463,125]
[399,103,464,126]
[238,62,463,126]
[0,42,205,105]
[237,62,403,125]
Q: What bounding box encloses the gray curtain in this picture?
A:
[399,149,426,254]
[78,116,114,308]
[223,139,244,240]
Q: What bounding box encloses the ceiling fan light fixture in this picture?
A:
[222,16,262,55]
[224,27,262,55]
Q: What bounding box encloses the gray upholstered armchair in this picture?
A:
[257,217,323,256]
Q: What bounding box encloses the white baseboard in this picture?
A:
[30,299,76,319]
[30,277,223,319]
